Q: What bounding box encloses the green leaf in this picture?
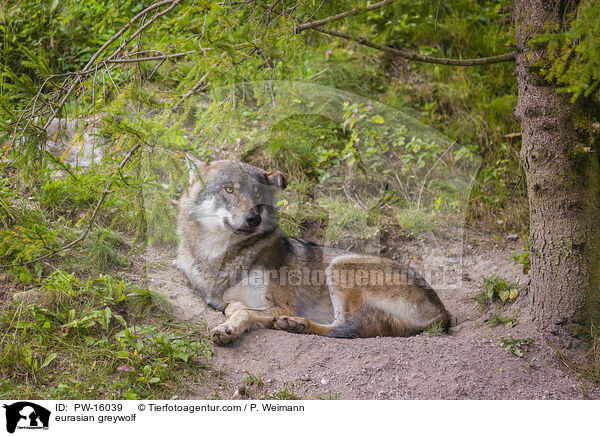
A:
[101,307,112,330]
[175,352,190,362]
[41,353,58,369]
[371,115,385,124]
[113,314,127,327]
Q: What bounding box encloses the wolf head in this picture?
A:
[182,157,286,238]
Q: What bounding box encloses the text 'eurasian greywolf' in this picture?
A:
[175,158,449,345]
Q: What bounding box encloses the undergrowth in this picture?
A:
[0,270,212,400]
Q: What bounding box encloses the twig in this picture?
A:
[413,139,456,218]
[107,0,182,61]
[0,141,143,269]
[435,0,442,31]
[105,50,196,63]
[172,71,210,110]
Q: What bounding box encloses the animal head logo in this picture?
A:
[2,402,51,434]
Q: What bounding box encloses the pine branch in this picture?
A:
[107,0,182,61]
[41,0,182,132]
[296,0,395,32]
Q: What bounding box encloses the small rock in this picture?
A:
[320,378,328,385]
[507,233,519,240]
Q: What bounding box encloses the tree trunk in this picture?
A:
[514,0,600,340]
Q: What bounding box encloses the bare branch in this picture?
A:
[105,50,197,64]
[259,2,515,67]
[87,0,178,69]
[313,26,516,66]
[296,0,395,32]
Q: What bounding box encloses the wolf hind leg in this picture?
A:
[273,316,337,336]
[211,302,289,345]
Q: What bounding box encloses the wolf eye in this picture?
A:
[224,186,234,194]
[255,192,261,198]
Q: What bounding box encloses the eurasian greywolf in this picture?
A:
[175,158,449,345]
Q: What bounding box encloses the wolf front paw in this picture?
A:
[274,316,308,333]
[211,324,240,345]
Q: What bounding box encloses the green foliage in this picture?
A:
[0,178,22,227]
[264,382,301,400]
[77,229,129,273]
[244,370,265,388]
[0,0,146,102]
[0,0,536,399]
[533,0,600,101]
[266,114,347,182]
[370,1,523,229]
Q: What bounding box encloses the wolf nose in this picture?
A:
[245,212,262,228]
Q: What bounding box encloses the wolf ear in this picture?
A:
[265,170,287,190]
[185,153,208,186]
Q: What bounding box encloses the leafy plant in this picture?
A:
[500,336,535,358]
[533,0,600,101]
[478,274,520,305]
[0,269,212,399]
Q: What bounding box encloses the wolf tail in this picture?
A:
[327,305,450,338]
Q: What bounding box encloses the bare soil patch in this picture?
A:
[141,231,600,400]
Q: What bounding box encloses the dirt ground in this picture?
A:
[142,230,600,400]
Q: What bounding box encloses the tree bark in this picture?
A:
[514,0,600,339]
